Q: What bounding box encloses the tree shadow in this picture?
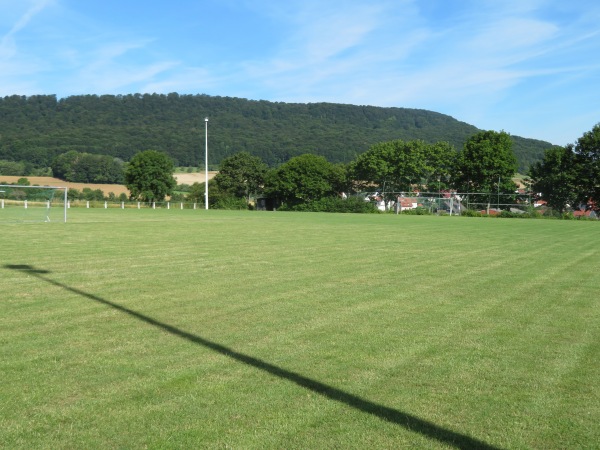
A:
[5,264,501,450]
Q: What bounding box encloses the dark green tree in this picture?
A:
[574,123,600,212]
[264,154,346,206]
[51,151,124,183]
[454,130,518,194]
[71,153,124,184]
[187,182,204,203]
[529,144,580,213]
[350,141,398,191]
[423,141,457,191]
[67,188,82,201]
[0,160,26,176]
[51,150,79,180]
[213,151,268,202]
[124,150,176,202]
[82,188,105,201]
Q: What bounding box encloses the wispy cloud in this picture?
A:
[0,0,57,94]
[238,1,426,101]
[62,40,179,94]
[141,67,219,94]
[6,0,53,35]
[0,0,53,59]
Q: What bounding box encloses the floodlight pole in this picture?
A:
[204,117,209,210]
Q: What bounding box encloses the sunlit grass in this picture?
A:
[1,209,599,448]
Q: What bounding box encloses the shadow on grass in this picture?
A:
[6,264,501,450]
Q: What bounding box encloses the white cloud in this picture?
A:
[6,0,53,35]
[0,0,53,59]
[65,41,180,95]
[236,1,428,102]
[141,67,218,94]
[467,18,558,58]
[0,0,57,94]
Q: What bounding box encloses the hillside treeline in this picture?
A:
[0,93,552,173]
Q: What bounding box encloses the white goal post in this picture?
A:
[0,185,68,223]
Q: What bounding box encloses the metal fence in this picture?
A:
[359,191,533,215]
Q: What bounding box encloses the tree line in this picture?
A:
[0,93,553,177]
[5,124,596,217]
[190,125,598,215]
[529,123,600,214]
[124,129,523,211]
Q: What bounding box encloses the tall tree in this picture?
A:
[51,150,79,180]
[124,150,176,202]
[455,130,518,194]
[421,141,457,191]
[350,141,397,191]
[51,151,124,183]
[264,154,346,206]
[350,139,456,192]
[213,151,268,202]
[529,144,580,213]
[574,123,600,211]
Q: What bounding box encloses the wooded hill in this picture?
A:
[0,93,554,173]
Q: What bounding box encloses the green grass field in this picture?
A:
[1,209,599,449]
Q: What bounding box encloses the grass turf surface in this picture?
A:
[1,209,599,448]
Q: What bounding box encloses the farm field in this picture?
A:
[173,171,218,185]
[1,209,599,448]
[0,176,130,197]
[0,172,217,198]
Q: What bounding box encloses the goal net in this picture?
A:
[0,185,68,223]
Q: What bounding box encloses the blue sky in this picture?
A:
[1,0,599,145]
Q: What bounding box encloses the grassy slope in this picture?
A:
[1,210,598,448]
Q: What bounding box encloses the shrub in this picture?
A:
[461,209,484,217]
[499,210,525,219]
[282,197,378,213]
[212,196,249,210]
[401,206,431,215]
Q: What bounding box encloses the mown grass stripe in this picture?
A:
[1,209,598,448]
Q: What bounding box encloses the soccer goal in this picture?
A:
[0,185,68,223]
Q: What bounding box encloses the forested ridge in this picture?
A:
[0,93,553,172]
